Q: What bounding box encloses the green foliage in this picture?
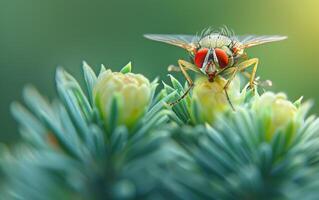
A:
[168,108,319,199]
[1,62,319,200]
[120,62,132,74]
[2,63,172,199]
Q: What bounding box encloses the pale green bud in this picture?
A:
[191,76,244,124]
[252,92,298,140]
[93,69,151,128]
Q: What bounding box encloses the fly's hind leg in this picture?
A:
[167,65,180,72]
[169,60,197,106]
[241,71,272,89]
[237,58,259,91]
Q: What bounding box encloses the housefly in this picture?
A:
[144,27,287,109]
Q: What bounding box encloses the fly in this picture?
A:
[144,27,287,109]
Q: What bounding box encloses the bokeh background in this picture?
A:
[0,0,318,144]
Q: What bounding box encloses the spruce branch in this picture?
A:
[1,60,319,200]
[3,62,172,199]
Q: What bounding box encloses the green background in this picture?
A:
[1,0,318,144]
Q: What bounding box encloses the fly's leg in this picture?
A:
[241,71,272,89]
[168,61,202,74]
[237,58,259,91]
[169,59,195,106]
[167,65,180,72]
[241,71,258,86]
[223,67,239,111]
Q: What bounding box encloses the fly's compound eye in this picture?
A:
[215,48,229,68]
[232,47,238,54]
[194,48,209,68]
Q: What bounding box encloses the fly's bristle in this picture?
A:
[199,26,235,40]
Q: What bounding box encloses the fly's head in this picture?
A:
[193,43,243,80]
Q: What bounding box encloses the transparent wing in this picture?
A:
[233,35,287,48]
[144,34,199,51]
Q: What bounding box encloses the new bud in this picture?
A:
[93,68,151,129]
[252,92,298,140]
[191,76,244,124]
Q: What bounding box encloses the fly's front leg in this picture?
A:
[237,58,259,90]
[169,59,195,106]
[223,67,238,90]
[223,67,238,111]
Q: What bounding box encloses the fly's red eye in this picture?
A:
[215,48,229,68]
[194,48,208,68]
[232,47,238,54]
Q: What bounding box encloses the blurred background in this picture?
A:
[0,0,318,144]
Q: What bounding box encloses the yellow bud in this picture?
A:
[93,69,151,128]
[252,92,298,140]
[191,76,244,124]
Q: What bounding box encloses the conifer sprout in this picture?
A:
[93,63,152,129]
[251,92,299,140]
[191,75,245,124]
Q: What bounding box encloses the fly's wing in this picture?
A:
[144,34,198,52]
[233,35,287,48]
[145,34,204,75]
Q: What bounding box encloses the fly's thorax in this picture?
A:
[199,34,233,48]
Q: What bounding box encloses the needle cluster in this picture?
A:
[1,62,319,200]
